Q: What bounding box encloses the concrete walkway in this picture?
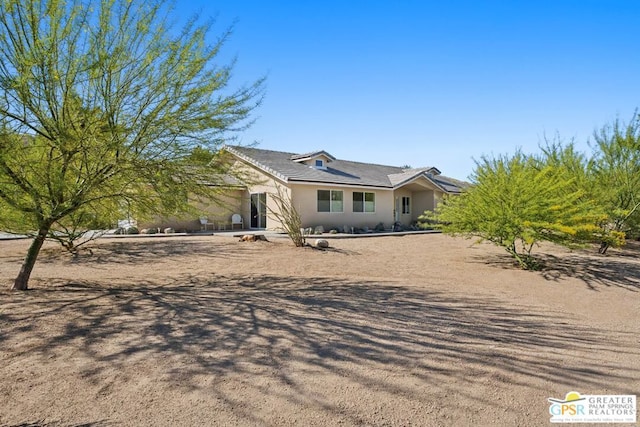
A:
[1,229,441,241]
[0,232,27,240]
[212,229,441,239]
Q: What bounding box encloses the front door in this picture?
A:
[250,193,267,228]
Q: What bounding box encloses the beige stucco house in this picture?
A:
[139,146,465,232]
[142,146,465,231]
[210,146,465,232]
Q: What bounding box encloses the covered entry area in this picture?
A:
[393,179,441,227]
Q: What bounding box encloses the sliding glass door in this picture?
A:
[250,193,267,228]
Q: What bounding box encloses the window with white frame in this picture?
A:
[353,191,375,213]
[317,190,343,212]
[402,196,410,214]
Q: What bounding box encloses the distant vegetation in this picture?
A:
[421,112,640,269]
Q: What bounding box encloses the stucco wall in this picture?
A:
[289,183,395,230]
[412,190,435,222]
[231,160,290,230]
[139,189,245,232]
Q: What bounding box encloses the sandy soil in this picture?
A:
[0,233,638,426]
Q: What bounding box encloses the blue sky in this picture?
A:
[190,1,639,180]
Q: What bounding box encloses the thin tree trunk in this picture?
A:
[11,226,49,291]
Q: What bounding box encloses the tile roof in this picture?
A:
[225,145,464,193]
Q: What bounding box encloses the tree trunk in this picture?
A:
[11,226,49,291]
[598,241,610,255]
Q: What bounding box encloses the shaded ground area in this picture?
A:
[0,235,638,426]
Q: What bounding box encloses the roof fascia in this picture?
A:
[393,173,450,193]
[288,180,393,191]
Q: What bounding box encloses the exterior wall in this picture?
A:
[138,189,245,232]
[289,183,395,230]
[231,160,291,230]
[412,190,436,222]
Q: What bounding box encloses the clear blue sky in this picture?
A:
[190,0,639,180]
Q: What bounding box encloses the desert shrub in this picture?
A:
[433,151,614,269]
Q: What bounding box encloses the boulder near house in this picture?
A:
[142,146,465,233]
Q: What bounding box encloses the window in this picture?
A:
[317,190,343,212]
[353,192,375,213]
[402,196,410,214]
[313,159,327,170]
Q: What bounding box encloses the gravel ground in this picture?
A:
[0,234,638,426]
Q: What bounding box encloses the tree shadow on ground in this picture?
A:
[1,274,637,425]
[475,247,640,291]
[35,238,260,266]
[539,253,640,291]
[306,245,360,255]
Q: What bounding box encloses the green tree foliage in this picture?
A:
[0,0,264,290]
[589,112,640,253]
[427,151,612,269]
[540,138,590,194]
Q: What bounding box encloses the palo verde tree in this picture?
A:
[427,151,615,269]
[588,112,640,253]
[0,0,264,290]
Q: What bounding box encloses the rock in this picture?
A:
[314,239,329,248]
[240,234,268,242]
[314,225,324,234]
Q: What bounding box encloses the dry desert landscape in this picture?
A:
[0,233,638,426]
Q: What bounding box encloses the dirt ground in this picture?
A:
[0,233,638,426]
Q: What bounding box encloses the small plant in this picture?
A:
[268,185,305,247]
